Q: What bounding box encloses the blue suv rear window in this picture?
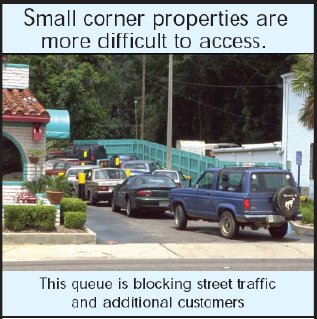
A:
[250,172,295,192]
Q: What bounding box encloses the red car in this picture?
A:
[45,160,80,176]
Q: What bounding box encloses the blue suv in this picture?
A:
[169,167,302,239]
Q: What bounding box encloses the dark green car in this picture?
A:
[111,174,177,217]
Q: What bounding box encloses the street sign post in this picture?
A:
[296,151,302,192]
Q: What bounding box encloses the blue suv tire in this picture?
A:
[220,211,239,239]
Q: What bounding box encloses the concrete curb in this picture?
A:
[290,221,314,236]
[2,227,96,245]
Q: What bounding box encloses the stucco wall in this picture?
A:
[281,73,314,198]
[214,149,281,165]
[3,123,47,204]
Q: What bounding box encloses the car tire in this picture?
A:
[174,204,188,230]
[88,191,97,206]
[126,198,135,217]
[269,223,288,239]
[111,194,121,212]
[219,211,239,239]
[273,186,300,217]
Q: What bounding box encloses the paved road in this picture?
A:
[4,258,313,271]
[86,203,313,245]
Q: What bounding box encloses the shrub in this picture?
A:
[301,200,314,224]
[4,205,56,231]
[60,198,87,225]
[21,175,47,195]
[44,175,75,197]
[64,211,87,229]
[60,198,87,212]
[30,206,56,230]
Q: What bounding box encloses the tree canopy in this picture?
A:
[6,54,295,146]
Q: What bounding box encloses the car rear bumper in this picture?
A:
[236,213,302,223]
[95,191,112,201]
[135,198,170,210]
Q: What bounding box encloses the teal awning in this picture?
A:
[46,109,70,139]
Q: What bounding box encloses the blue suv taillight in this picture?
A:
[243,199,250,211]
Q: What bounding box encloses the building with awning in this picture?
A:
[1,64,57,202]
[46,109,70,139]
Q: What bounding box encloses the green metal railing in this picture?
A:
[74,139,283,183]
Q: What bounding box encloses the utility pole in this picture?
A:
[134,100,138,139]
[140,55,145,140]
[166,54,173,169]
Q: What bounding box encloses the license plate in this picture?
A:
[159,201,169,207]
[266,215,285,223]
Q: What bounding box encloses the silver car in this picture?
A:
[74,168,127,205]
[65,165,98,184]
[122,160,162,176]
[152,169,189,187]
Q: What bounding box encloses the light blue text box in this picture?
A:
[3,4,314,53]
[3,271,314,316]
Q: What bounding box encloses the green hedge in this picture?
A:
[60,198,87,225]
[60,198,87,212]
[64,211,87,229]
[4,205,56,231]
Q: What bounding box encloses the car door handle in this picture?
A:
[207,192,212,196]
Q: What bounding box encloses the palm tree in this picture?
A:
[291,54,314,129]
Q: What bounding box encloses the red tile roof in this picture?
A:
[2,89,50,123]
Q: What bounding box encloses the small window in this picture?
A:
[197,172,214,190]
[133,164,146,169]
[85,170,92,180]
[250,173,294,192]
[217,171,243,192]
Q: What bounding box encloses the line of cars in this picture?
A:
[74,163,302,240]
[44,154,190,212]
[46,149,302,240]
[72,160,189,210]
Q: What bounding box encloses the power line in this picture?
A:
[174,79,282,88]
[148,74,282,88]
[173,90,280,128]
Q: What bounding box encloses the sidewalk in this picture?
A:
[3,221,313,262]
[3,241,314,262]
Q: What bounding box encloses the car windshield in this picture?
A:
[125,163,147,170]
[250,172,295,192]
[133,175,176,187]
[67,168,85,176]
[154,171,178,180]
[120,155,138,161]
[95,169,127,180]
[45,159,58,165]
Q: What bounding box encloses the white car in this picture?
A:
[65,165,98,184]
[74,168,128,205]
[152,169,190,187]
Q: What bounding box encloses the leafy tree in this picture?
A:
[6,54,295,146]
[291,54,314,129]
[6,55,113,140]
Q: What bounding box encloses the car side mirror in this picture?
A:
[195,183,199,190]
